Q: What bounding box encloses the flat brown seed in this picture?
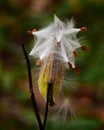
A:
[73,51,78,57]
[68,62,73,69]
[36,59,41,65]
[81,46,88,51]
[73,67,81,74]
[80,27,87,32]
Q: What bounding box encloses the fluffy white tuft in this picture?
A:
[29,15,82,68]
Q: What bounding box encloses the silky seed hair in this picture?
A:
[29,15,87,106]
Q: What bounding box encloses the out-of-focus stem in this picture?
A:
[22,44,43,130]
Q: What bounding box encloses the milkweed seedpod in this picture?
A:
[29,15,87,106]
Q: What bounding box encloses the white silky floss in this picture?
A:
[29,15,83,69]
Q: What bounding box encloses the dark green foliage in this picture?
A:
[46,118,102,130]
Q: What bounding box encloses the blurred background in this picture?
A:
[0,0,104,130]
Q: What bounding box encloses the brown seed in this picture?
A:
[73,66,81,74]
[80,27,87,32]
[81,45,88,51]
[27,30,32,35]
[36,59,41,65]
[68,62,72,69]
[73,51,78,57]
[32,29,37,32]
[27,29,37,35]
